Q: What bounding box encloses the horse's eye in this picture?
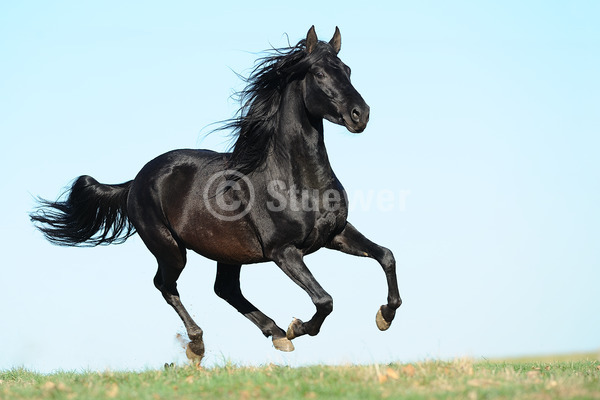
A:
[314,71,325,78]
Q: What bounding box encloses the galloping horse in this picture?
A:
[31,26,402,361]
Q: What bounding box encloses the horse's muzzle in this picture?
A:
[345,103,370,133]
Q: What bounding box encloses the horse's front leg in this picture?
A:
[271,247,333,340]
[327,222,402,330]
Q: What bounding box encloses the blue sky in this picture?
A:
[1,1,599,372]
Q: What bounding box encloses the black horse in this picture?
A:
[30,26,402,361]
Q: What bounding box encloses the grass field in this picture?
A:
[1,355,599,399]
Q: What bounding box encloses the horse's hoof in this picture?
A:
[376,306,392,331]
[286,318,304,340]
[272,337,295,352]
[186,341,205,364]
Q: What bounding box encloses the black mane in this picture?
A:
[221,39,331,175]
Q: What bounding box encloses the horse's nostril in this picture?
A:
[351,108,361,122]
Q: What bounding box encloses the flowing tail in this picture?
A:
[30,175,136,246]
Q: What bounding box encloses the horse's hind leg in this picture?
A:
[140,225,205,362]
[154,261,205,362]
[214,263,294,352]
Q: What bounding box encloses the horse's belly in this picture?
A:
[176,215,265,265]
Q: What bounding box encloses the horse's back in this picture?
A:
[129,148,225,208]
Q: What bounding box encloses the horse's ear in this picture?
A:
[306,25,318,54]
[329,26,341,54]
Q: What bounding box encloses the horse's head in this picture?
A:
[301,26,370,133]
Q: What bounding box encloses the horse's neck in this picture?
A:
[267,83,335,188]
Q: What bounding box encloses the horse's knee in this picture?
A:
[214,280,239,301]
[153,273,162,291]
[315,294,334,315]
[213,282,229,300]
[381,247,396,270]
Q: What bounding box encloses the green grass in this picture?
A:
[1,357,599,399]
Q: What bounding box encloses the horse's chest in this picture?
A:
[302,206,347,253]
[260,178,349,253]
